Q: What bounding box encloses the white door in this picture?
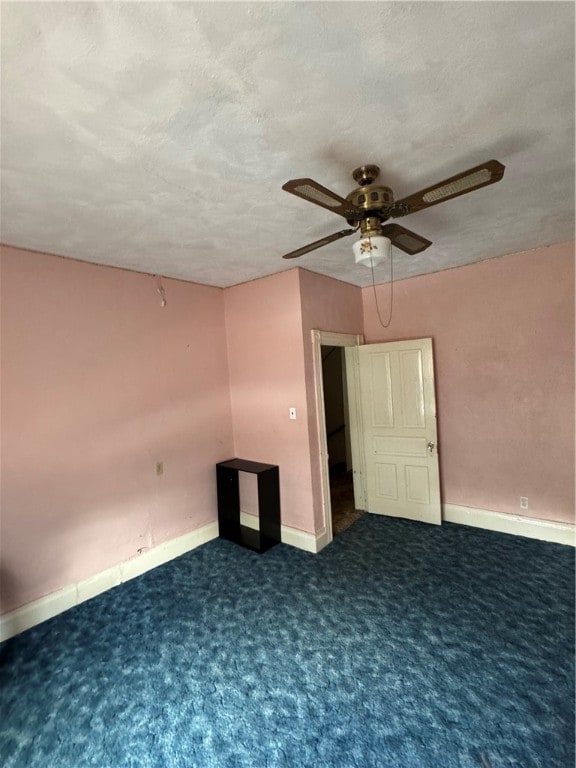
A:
[346,338,441,524]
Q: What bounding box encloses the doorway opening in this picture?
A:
[311,330,363,547]
[320,344,365,537]
[312,331,441,548]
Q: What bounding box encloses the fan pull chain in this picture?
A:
[369,234,393,329]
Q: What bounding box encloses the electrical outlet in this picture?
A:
[520,496,528,510]
[156,462,164,476]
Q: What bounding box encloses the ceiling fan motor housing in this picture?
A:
[346,164,394,228]
[346,185,394,228]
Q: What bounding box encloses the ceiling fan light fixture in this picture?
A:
[353,235,391,268]
[281,159,504,262]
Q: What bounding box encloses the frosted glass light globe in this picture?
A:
[353,235,391,267]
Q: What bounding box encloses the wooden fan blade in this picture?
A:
[391,160,505,217]
[282,229,356,260]
[381,224,432,255]
[282,178,362,219]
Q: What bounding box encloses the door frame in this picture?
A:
[311,330,363,546]
[344,344,369,513]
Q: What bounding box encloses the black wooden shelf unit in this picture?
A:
[216,459,281,553]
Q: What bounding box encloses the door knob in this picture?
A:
[427,441,435,454]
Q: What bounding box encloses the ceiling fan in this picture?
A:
[281,159,505,265]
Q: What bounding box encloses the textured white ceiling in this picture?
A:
[1,2,574,288]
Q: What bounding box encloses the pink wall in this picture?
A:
[223,268,364,535]
[1,246,233,613]
[362,242,575,523]
[299,269,364,531]
[224,269,315,531]
[2,240,572,616]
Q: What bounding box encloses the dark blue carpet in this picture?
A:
[0,515,574,768]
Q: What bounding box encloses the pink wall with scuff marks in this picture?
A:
[362,242,575,523]
[298,269,364,531]
[224,269,315,532]
[1,246,233,613]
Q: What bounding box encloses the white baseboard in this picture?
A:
[312,528,331,553]
[443,504,575,546]
[7,504,565,642]
[0,522,219,642]
[0,516,324,642]
[240,511,321,553]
